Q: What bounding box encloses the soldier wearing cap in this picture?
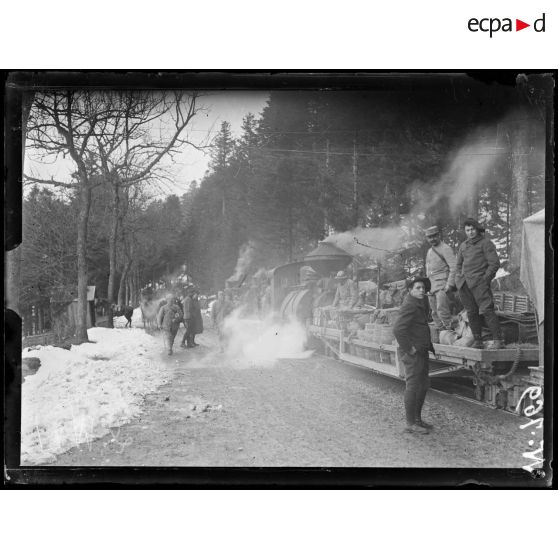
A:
[332,269,358,309]
[424,225,456,331]
[393,276,435,434]
[451,218,503,349]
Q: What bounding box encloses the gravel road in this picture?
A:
[53,328,536,468]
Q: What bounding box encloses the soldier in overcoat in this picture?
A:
[393,276,435,435]
[450,218,502,349]
[157,293,184,356]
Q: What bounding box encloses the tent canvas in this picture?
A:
[519,209,545,325]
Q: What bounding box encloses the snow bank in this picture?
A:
[21,327,169,465]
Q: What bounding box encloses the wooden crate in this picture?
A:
[493,292,533,313]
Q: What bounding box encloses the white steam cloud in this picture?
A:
[324,226,405,259]
[229,241,257,282]
[222,309,313,366]
[412,126,505,217]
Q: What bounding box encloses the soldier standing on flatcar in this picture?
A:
[332,270,358,309]
[393,276,435,435]
[424,225,456,332]
[451,218,503,349]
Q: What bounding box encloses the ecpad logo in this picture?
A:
[468,13,546,37]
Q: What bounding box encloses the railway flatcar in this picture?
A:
[270,215,545,416]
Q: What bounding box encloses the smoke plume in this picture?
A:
[324,226,405,260]
[229,241,257,282]
[412,126,505,218]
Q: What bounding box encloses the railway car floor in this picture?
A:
[53,329,538,468]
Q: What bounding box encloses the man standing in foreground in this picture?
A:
[424,225,456,332]
[393,277,435,435]
[452,218,502,349]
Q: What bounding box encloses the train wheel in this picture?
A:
[495,389,508,409]
[474,384,484,401]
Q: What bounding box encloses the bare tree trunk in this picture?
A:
[106,181,120,328]
[76,183,92,343]
[117,258,133,307]
[125,279,130,307]
[117,270,126,307]
[287,204,293,263]
[467,188,479,220]
[509,113,530,271]
[130,266,139,306]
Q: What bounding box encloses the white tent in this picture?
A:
[519,209,545,325]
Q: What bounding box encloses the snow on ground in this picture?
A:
[21,326,169,465]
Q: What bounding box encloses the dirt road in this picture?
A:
[53,328,534,468]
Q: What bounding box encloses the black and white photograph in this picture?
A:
[4,72,553,484]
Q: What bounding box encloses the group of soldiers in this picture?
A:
[157,286,204,356]
[423,217,502,349]
[305,218,504,435]
[324,217,503,350]
[393,217,504,435]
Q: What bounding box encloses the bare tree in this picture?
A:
[25,91,109,342]
[81,91,205,326]
[25,90,206,339]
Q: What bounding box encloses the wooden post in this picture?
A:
[352,139,358,226]
[509,110,530,271]
[376,261,381,308]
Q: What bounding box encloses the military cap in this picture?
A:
[406,276,431,292]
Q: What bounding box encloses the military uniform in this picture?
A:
[157,301,184,355]
[425,240,456,329]
[393,291,434,427]
[452,232,502,341]
[333,279,358,308]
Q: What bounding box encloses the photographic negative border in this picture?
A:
[4,70,554,487]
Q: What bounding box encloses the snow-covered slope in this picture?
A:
[21,327,169,465]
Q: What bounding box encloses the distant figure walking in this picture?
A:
[191,290,204,347]
[157,293,184,356]
[211,290,234,352]
[180,287,195,349]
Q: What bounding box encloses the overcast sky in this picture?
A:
[24,90,270,198]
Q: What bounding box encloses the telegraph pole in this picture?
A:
[352,139,358,226]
